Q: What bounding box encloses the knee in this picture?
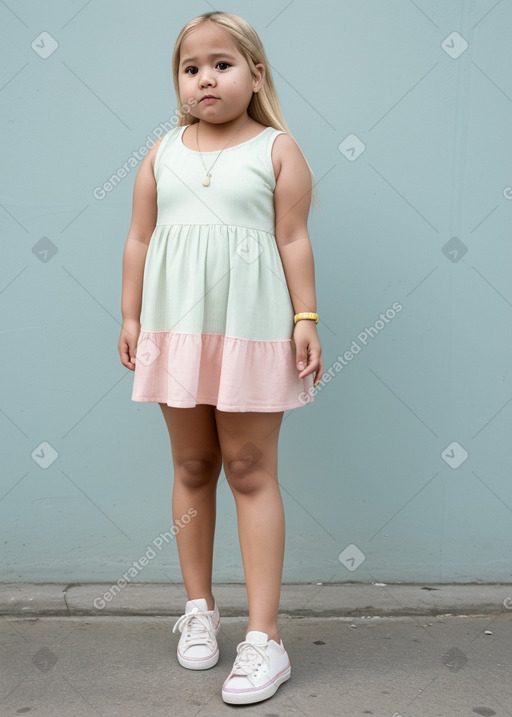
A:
[223,456,262,494]
[175,457,221,489]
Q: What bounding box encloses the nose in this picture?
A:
[198,66,216,88]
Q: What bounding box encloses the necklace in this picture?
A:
[196,117,251,187]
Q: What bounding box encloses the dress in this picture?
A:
[131,123,315,412]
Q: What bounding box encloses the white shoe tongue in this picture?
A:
[245,630,268,644]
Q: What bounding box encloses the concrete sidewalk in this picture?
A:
[1,584,511,716]
[1,582,512,617]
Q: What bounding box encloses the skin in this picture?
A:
[118,20,323,647]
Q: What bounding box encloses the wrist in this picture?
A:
[122,316,141,325]
[293,311,319,325]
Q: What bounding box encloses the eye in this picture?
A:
[184,66,197,75]
[216,61,230,70]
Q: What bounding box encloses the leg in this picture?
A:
[214,408,285,643]
[159,403,222,611]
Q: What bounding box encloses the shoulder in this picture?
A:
[147,135,165,164]
[270,132,310,186]
[151,135,166,152]
[134,136,165,179]
[145,128,181,170]
[133,131,175,189]
[148,133,169,170]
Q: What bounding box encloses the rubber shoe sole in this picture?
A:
[221,664,291,704]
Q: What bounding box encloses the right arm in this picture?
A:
[118,137,163,370]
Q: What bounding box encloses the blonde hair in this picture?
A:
[171,11,321,211]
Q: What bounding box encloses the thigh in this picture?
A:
[213,409,284,477]
[159,403,222,468]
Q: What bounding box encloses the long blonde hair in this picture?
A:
[171,11,321,211]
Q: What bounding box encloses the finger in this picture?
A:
[298,358,310,378]
[299,356,321,383]
[120,342,135,370]
[296,352,308,372]
[123,353,135,370]
[298,358,314,379]
[314,359,323,385]
[298,347,317,375]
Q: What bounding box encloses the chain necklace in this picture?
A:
[196,117,251,187]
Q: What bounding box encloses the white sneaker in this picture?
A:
[172,597,220,670]
[221,630,291,704]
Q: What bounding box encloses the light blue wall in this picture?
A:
[1,0,511,585]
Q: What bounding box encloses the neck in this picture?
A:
[195,115,251,139]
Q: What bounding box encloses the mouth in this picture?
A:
[200,95,219,102]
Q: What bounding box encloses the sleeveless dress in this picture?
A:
[131,123,315,412]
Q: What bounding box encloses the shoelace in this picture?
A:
[172,607,216,648]
[232,641,271,676]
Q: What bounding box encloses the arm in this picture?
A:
[118,138,163,370]
[272,134,323,387]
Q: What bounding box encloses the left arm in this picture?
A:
[272,134,323,387]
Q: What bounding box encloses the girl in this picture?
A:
[118,10,323,706]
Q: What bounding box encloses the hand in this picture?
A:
[293,319,323,387]
[118,318,141,371]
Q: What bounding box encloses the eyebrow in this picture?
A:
[181,52,236,66]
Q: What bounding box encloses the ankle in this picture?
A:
[188,594,215,611]
[247,625,280,643]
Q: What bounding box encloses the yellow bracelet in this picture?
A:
[294,312,319,325]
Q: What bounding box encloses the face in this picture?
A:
[178,21,264,124]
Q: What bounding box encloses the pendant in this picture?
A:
[202,172,211,187]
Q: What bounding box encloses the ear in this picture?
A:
[253,63,265,94]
